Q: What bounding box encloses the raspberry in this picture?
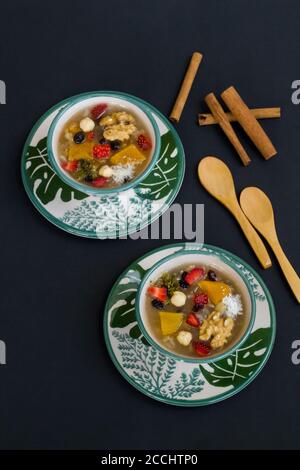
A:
[87,131,95,140]
[93,144,110,159]
[137,134,152,150]
[194,293,208,305]
[91,103,107,120]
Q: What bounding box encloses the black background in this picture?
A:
[0,0,299,450]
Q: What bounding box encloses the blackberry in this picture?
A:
[179,279,189,289]
[99,137,108,144]
[208,270,217,281]
[192,304,204,312]
[74,131,85,144]
[85,175,93,182]
[110,140,121,151]
[151,299,164,310]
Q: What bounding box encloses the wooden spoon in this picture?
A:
[198,156,272,269]
[240,187,300,303]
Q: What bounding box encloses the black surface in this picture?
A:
[1,0,300,450]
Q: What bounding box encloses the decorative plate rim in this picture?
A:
[103,243,276,407]
[21,92,185,239]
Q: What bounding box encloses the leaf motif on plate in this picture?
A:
[200,328,272,388]
[110,266,146,340]
[25,137,87,204]
[113,331,204,398]
[60,196,153,237]
[136,132,180,200]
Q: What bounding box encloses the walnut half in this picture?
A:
[199,311,234,350]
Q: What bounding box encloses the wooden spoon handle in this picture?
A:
[232,205,272,269]
[268,239,300,303]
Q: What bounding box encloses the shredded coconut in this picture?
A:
[222,294,243,318]
[111,164,135,184]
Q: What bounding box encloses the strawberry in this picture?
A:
[93,144,110,159]
[87,131,95,140]
[137,134,152,151]
[184,267,205,285]
[194,293,208,305]
[91,177,108,188]
[193,341,211,357]
[147,286,167,302]
[61,161,78,172]
[186,313,200,328]
[91,103,107,120]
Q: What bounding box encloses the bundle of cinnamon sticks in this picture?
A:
[169,52,280,165]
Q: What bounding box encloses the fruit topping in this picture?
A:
[151,299,164,310]
[193,341,211,356]
[194,293,208,306]
[198,281,232,305]
[186,313,200,328]
[137,134,152,150]
[178,272,189,289]
[93,143,111,159]
[192,304,204,312]
[91,177,108,188]
[91,103,108,120]
[109,144,146,165]
[147,286,167,302]
[61,161,78,172]
[179,279,189,289]
[73,131,86,144]
[159,311,184,336]
[110,140,121,151]
[184,267,205,285]
[208,270,218,281]
[68,142,95,161]
[87,131,95,140]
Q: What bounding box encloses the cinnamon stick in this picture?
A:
[199,107,281,126]
[204,92,251,166]
[170,52,203,123]
[221,87,277,160]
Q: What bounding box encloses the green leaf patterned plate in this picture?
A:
[104,243,276,406]
[21,95,185,238]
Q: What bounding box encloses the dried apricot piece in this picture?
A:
[198,280,232,305]
[68,142,95,161]
[110,144,146,165]
[159,311,184,336]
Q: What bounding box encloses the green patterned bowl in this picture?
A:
[47,91,161,196]
[136,249,256,364]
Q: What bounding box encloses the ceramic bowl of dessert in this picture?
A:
[136,250,256,363]
[47,91,161,195]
